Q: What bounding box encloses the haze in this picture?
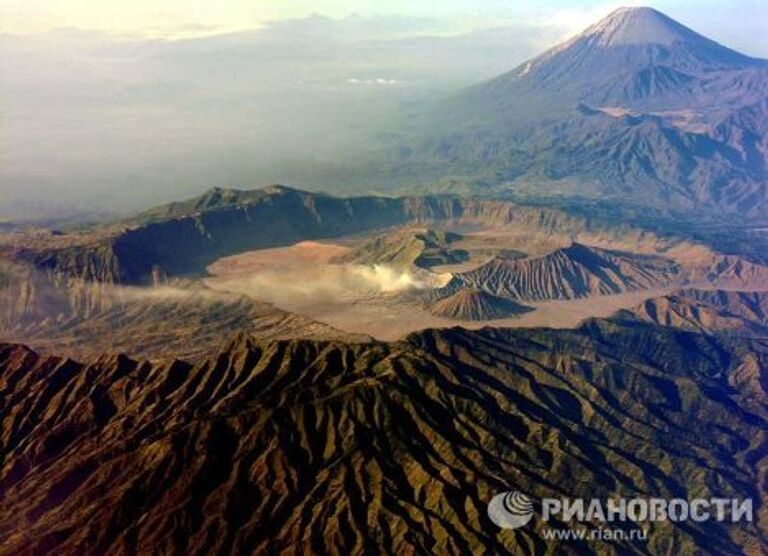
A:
[2,1,767,220]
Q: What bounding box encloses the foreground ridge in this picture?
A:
[1,318,766,555]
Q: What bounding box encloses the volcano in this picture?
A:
[394,7,768,218]
[487,6,758,101]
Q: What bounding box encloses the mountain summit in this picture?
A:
[580,7,717,47]
[499,6,757,96]
[392,7,768,219]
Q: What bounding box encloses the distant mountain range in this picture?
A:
[381,7,768,219]
[4,8,766,224]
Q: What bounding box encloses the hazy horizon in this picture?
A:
[2,2,768,221]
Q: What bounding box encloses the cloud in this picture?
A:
[347,77,402,85]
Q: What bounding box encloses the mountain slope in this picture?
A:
[485,6,759,103]
[389,7,768,218]
[333,228,467,268]
[443,242,680,301]
[2,186,649,285]
[0,263,366,361]
[616,288,768,336]
[1,319,766,554]
[428,288,532,320]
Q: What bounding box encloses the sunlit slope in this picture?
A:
[1,318,766,554]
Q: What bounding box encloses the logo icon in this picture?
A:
[488,491,534,529]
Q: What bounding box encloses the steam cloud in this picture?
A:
[205,263,450,311]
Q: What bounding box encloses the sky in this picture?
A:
[2,0,768,221]
[1,0,767,56]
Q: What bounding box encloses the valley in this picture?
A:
[4,186,768,351]
[202,235,678,340]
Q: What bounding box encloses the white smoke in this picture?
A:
[349,264,444,292]
[204,263,450,311]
